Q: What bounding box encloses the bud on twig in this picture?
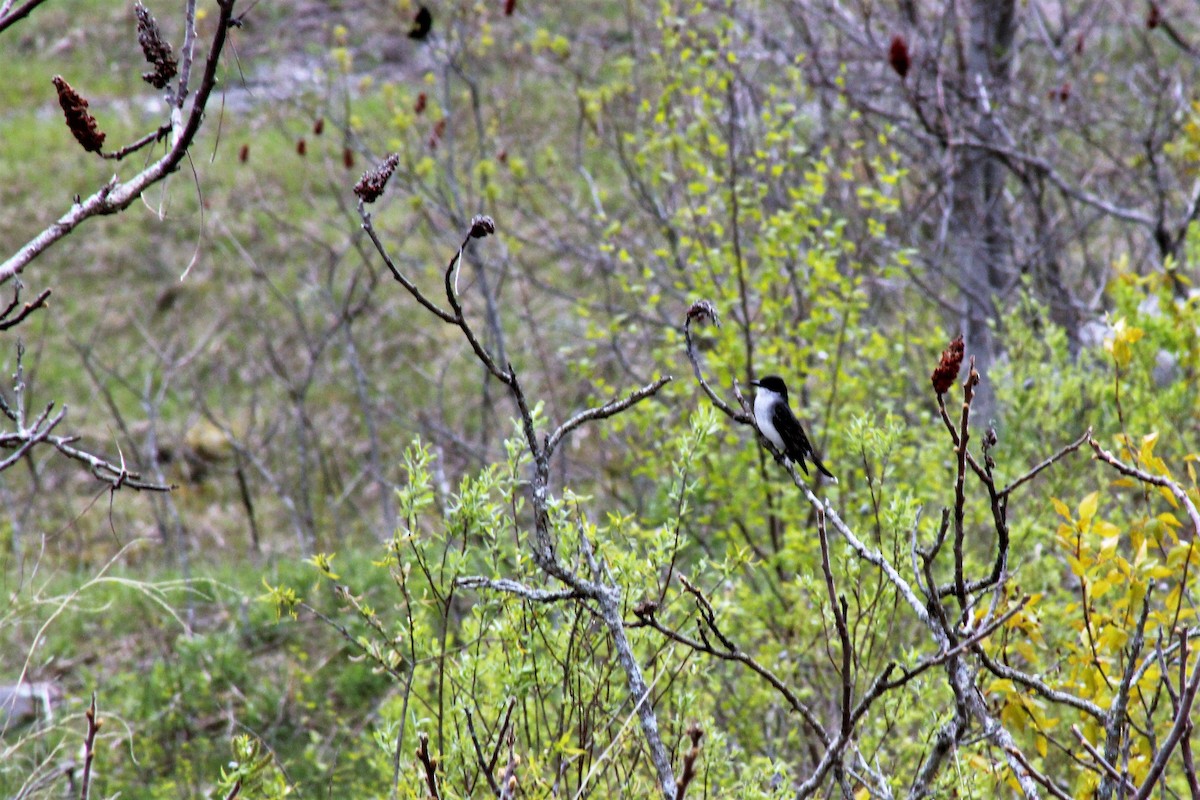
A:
[931,334,964,395]
[676,723,705,800]
[469,215,495,238]
[135,3,178,89]
[686,299,720,327]
[52,76,106,153]
[354,153,400,203]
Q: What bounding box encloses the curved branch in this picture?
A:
[544,376,672,458]
[682,299,751,424]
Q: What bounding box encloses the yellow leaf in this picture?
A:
[1158,512,1182,529]
[1051,497,1073,522]
[1078,492,1100,527]
[1159,486,1179,508]
[1099,534,1120,561]
[1105,317,1144,367]
[1134,538,1149,568]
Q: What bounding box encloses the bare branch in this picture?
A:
[674,723,704,800]
[816,507,854,739]
[976,649,1105,721]
[464,708,502,797]
[999,428,1091,499]
[415,733,440,800]
[0,285,51,331]
[1089,435,1200,539]
[454,576,590,603]
[682,300,751,423]
[1099,588,1153,798]
[0,0,49,35]
[1005,744,1074,800]
[358,202,455,323]
[631,575,830,745]
[79,693,99,800]
[1072,726,1137,795]
[544,376,672,458]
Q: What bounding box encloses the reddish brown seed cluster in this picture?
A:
[414,92,427,114]
[888,35,910,79]
[354,152,400,203]
[931,334,964,395]
[52,76,106,153]
[313,117,325,135]
[135,2,178,89]
[429,117,446,149]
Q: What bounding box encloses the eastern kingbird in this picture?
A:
[751,375,835,480]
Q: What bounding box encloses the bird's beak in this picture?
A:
[749,380,761,388]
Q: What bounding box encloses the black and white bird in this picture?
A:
[750,375,835,480]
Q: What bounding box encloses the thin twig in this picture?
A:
[1072,725,1136,794]
[998,428,1091,499]
[79,693,99,800]
[416,733,441,800]
[631,576,829,745]
[817,507,854,738]
[0,286,51,331]
[544,376,672,458]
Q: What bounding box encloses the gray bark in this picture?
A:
[951,0,1018,417]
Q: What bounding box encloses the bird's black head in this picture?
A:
[751,374,789,401]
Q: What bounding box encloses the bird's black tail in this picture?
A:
[813,455,835,481]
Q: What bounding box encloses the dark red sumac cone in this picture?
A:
[888,35,910,79]
[354,153,400,203]
[52,76,106,153]
[135,3,178,89]
[931,334,964,395]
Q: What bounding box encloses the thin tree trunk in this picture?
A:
[952,0,1017,417]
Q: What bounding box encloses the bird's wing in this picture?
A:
[771,403,813,472]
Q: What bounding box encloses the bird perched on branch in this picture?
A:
[751,375,835,480]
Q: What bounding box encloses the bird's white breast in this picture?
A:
[753,392,786,452]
